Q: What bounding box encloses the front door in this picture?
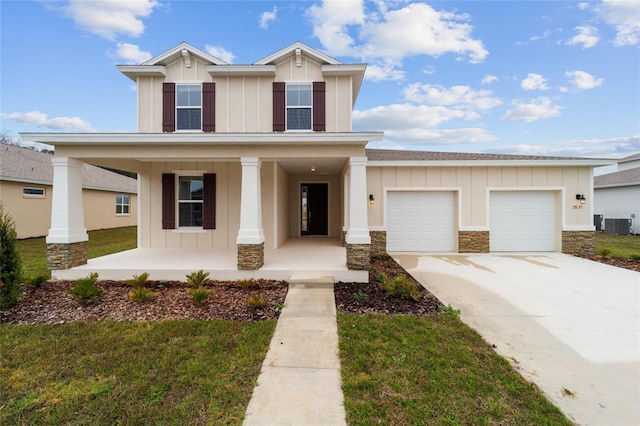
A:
[301,183,328,236]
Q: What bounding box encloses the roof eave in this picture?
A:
[367,159,616,167]
[116,65,167,81]
[206,65,276,77]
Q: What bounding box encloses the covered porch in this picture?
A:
[50,237,368,283]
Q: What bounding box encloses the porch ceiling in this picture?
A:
[277,158,346,176]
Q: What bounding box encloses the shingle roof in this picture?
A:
[0,144,137,193]
[619,153,640,163]
[594,167,640,187]
[365,148,595,162]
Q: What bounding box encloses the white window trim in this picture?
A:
[286,82,313,132]
[23,187,46,198]
[116,194,130,216]
[175,171,205,230]
[176,83,203,132]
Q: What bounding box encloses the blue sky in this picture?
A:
[1,0,639,159]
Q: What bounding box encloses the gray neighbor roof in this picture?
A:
[594,167,640,188]
[0,144,137,193]
[365,148,604,162]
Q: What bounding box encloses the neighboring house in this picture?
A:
[594,153,640,234]
[0,144,137,239]
[20,41,612,280]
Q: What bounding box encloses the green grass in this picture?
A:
[17,226,137,279]
[338,313,571,425]
[595,232,640,259]
[0,320,275,425]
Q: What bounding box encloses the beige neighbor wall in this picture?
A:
[0,180,136,239]
[137,55,355,133]
[367,166,594,250]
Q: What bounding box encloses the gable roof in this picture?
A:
[0,144,137,193]
[142,41,228,66]
[594,167,640,188]
[254,41,341,66]
[366,148,614,167]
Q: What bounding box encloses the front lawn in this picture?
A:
[339,313,571,425]
[0,320,275,425]
[595,232,640,259]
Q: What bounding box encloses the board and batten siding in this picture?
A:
[367,166,593,230]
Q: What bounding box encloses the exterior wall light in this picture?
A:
[369,194,375,205]
[576,194,586,204]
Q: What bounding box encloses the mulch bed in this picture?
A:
[580,255,640,272]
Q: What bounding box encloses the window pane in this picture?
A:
[116,195,123,204]
[287,108,312,130]
[116,205,123,214]
[177,85,201,107]
[177,109,201,130]
[179,202,203,227]
[179,177,203,201]
[287,85,311,107]
[123,195,130,204]
[23,187,45,196]
[123,205,129,214]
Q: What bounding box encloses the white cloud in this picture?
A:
[205,45,235,64]
[113,42,152,64]
[353,104,468,131]
[61,0,159,40]
[403,83,502,111]
[1,111,96,132]
[501,97,562,122]
[565,70,604,90]
[382,127,497,145]
[521,73,549,91]
[364,62,405,81]
[260,6,278,30]
[598,0,640,46]
[487,135,640,158]
[481,74,498,85]
[566,25,599,48]
[308,1,488,80]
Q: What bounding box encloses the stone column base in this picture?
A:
[238,243,264,270]
[47,241,88,270]
[562,231,595,256]
[458,231,490,253]
[370,231,387,257]
[346,244,370,270]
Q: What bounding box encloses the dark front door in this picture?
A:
[301,183,328,236]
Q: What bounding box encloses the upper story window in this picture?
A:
[286,84,312,130]
[176,84,202,131]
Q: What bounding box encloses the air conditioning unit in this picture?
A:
[604,218,632,235]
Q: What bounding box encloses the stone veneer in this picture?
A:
[370,231,387,257]
[237,243,264,270]
[562,231,595,256]
[346,244,370,270]
[47,241,88,270]
[458,231,490,253]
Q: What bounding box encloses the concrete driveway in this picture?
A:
[392,252,640,426]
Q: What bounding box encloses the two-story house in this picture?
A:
[22,42,612,282]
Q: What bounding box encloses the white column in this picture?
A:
[346,156,370,244]
[237,157,265,244]
[46,157,89,244]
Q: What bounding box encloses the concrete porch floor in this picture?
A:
[51,238,368,283]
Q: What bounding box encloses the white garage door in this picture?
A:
[387,191,454,252]
[490,191,555,251]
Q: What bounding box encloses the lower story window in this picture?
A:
[116,194,130,215]
[178,176,203,227]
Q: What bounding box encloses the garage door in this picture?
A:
[490,191,555,251]
[387,191,454,252]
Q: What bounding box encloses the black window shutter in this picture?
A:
[162,173,175,229]
[273,82,285,132]
[203,173,216,229]
[202,82,216,132]
[162,83,176,132]
[313,81,326,131]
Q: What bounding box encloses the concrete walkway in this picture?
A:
[244,277,346,426]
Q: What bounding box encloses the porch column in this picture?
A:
[237,157,265,270]
[345,156,370,270]
[46,157,88,270]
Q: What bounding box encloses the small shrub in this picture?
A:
[630,253,640,261]
[126,272,149,288]
[188,286,213,304]
[597,247,612,256]
[247,294,265,310]
[186,269,210,287]
[25,275,48,288]
[439,304,461,318]
[354,291,369,302]
[374,272,386,283]
[129,287,157,302]
[69,273,102,305]
[380,274,420,301]
[238,278,255,290]
[0,202,23,309]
